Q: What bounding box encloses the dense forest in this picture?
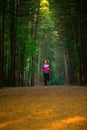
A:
[0,0,87,87]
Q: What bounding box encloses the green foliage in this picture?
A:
[25,39,38,59]
[1,0,86,86]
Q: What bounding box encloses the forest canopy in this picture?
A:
[0,0,87,87]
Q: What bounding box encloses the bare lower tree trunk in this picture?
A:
[64,50,70,85]
[37,43,41,86]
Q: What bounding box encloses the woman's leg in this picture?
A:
[44,74,47,86]
[47,73,49,81]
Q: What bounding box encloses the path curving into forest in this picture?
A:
[0,86,87,130]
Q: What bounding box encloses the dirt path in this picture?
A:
[0,86,87,130]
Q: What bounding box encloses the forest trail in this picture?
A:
[0,86,87,130]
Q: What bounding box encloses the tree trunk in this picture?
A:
[9,0,16,86]
[30,0,40,86]
[0,0,6,87]
[78,0,87,85]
